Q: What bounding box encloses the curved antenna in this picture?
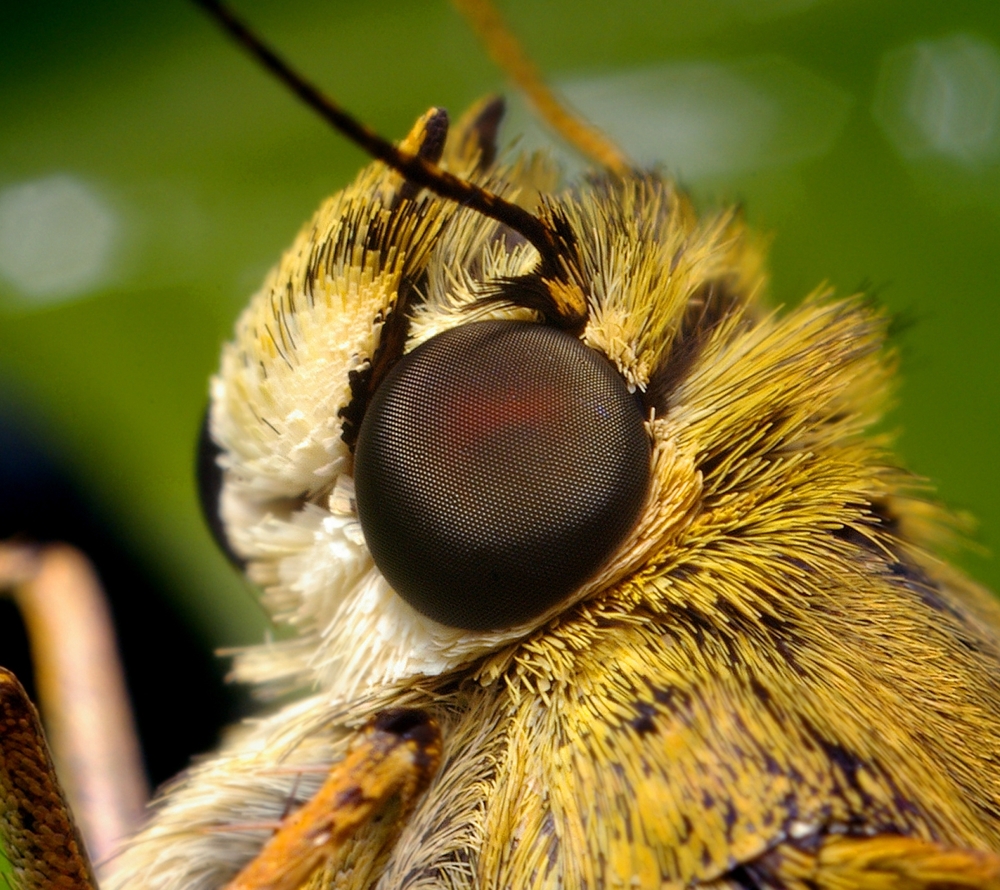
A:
[451,0,631,174]
[192,0,569,286]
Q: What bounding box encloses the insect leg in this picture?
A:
[0,542,147,865]
[223,709,441,890]
[0,666,97,890]
[742,832,1000,889]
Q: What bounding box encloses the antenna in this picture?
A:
[451,0,630,174]
[192,0,571,288]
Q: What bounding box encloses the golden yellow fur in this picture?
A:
[101,106,1000,890]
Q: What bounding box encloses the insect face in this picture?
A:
[2,2,998,666]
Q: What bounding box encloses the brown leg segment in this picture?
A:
[225,709,441,890]
[743,832,1000,890]
[0,542,148,865]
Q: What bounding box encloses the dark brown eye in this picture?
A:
[353,320,650,631]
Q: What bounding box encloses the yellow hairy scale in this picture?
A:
[95,103,1000,889]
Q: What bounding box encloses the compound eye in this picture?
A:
[354,320,650,631]
[195,407,245,570]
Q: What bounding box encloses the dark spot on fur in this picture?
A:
[540,810,561,876]
[339,363,373,448]
[723,799,738,841]
[726,864,764,889]
[762,753,783,777]
[333,786,364,808]
[701,844,715,869]
[628,700,658,736]
[801,720,875,811]
[646,278,744,414]
[646,681,692,717]
[339,269,426,449]
[679,815,692,843]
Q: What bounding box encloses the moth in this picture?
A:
[2,0,1000,888]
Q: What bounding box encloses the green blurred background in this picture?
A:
[1,0,999,847]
